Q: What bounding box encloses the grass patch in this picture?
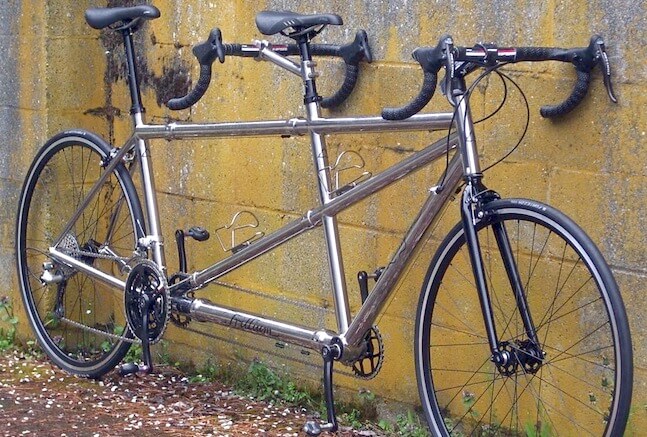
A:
[0,296,19,350]
[180,357,386,431]
[378,410,430,436]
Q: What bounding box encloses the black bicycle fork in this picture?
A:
[460,178,543,373]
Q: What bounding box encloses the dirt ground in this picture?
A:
[0,349,378,436]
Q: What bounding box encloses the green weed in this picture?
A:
[0,297,18,350]
[395,410,430,437]
[188,358,221,383]
[378,410,429,436]
[524,421,553,437]
[235,360,314,406]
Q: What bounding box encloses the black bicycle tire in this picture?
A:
[16,130,146,378]
[415,198,632,436]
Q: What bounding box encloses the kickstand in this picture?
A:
[303,344,341,435]
[119,294,154,376]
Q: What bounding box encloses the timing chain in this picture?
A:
[185,280,384,379]
[60,317,141,344]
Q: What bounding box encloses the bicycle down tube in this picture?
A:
[49,124,460,356]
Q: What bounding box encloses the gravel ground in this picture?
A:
[0,349,380,436]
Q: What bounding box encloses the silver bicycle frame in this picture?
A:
[48,44,475,361]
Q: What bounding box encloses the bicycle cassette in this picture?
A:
[352,326,384,380]
[124,259,170,344]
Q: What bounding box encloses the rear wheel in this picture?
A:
[416,198,632,436]
[16,131,145,377]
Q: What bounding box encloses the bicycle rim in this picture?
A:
[16,131,144,377]
[416,199,632,436]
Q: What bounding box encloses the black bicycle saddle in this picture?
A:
[256,11,343,36]
[85,5,161,30]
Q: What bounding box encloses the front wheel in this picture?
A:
[415,198,632,436]
[16,131,145,378]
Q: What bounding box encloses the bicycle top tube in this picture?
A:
[134,113,456,141]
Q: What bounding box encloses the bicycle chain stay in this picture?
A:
[52,246,145,344]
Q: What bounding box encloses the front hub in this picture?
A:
[495,340,545,376]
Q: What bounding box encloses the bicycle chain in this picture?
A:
[61,248,131,262]
[57,254,384,376]
[169,290,194,328]
[60,317,141,344]
[54,241,141,343]
[56,246,162,344]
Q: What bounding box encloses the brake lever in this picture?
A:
[339,30,373,65]
[193,28,225,65]
[441,36,457,102]
[592,36,617,103]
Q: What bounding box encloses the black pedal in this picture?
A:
[174,227,210,274]
[187,226,210,241]
[118,362,151,377]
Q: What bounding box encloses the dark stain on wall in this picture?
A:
[84,0,191,141]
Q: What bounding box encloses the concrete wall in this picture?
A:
[2,0,645,429]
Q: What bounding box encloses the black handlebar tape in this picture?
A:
[321,63,359,108]
[540,69,590,118]
[381,70,437,120]
[515,47,566,62]
[166,28,227,110]
[193,28,225,65]
[381,38,446,120]
[310,44,364,109]
[167,63,212,110]
[310,44,340,57]
[224,43,243,56]
[515,46,592,118]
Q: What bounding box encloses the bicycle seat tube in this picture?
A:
[123,25,166,269]
[296,36,352,333]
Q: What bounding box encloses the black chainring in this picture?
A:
[124,260,170,343]
[352,326,384,379]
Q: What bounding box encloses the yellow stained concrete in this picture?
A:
[7,0,646,430]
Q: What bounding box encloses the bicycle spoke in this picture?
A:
[431,318,489,343]
[521,368,604,433]
[545,343,615,369]
[544,354,614,393]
